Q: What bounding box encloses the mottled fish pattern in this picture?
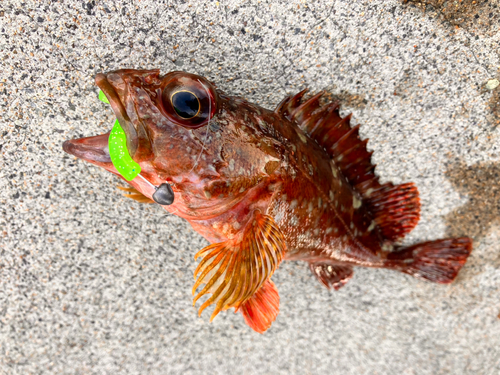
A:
[63,70,472,333]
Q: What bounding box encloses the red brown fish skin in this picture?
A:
[63,69,472,332]
[89,70,382,264]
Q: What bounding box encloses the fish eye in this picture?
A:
[171,90,200,119]
[160,73,218,129]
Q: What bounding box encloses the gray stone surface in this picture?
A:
[1,0,499,374]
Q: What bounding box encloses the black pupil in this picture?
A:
[172,91,199,119]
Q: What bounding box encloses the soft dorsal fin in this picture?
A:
[192,212,286,332]
[276,91,420,242]
[117,186,154,204]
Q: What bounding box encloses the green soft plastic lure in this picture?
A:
[99,90,141,181]
[108,119,141,181]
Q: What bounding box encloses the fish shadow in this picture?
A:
[444,160,500,268]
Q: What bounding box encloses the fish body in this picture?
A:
[63,70,473,333]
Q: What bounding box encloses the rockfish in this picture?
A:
[63,70,472,333]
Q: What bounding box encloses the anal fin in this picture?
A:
[238,280,279,334]
[277,90,421,241]
[309,263,353,290]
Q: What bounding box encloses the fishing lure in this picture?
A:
[63,69,473,333]
[99,90,174,205]
[108,119,141,181]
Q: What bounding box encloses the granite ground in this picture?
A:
[1,0,500,374]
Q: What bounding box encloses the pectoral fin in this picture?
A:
[192,212,286,332]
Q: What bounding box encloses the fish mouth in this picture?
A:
[95,72,138,157]
[62,132,112,164]
[63,71,144,164]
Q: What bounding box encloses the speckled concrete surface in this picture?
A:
[1,0,500,374]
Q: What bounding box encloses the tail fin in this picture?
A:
[387,238,473,283]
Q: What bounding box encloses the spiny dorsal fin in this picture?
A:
[276,91,420,242]
[192,212,286,331]
[117,186,154,204]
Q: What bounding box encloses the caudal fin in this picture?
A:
[387,238,473,283]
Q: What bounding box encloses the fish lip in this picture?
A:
[95,72,139,158]
[62,132,111,163]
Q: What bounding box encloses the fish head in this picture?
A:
[63,69,279,217]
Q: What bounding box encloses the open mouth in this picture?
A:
[62,72,138,164]
[62,132,112,163]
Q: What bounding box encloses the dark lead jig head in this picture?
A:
[153,183,175,205]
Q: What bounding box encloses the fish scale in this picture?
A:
[63,69,473,334]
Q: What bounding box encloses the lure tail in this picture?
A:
[386,238,473,283]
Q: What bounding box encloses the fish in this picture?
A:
[63,69,473,333]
